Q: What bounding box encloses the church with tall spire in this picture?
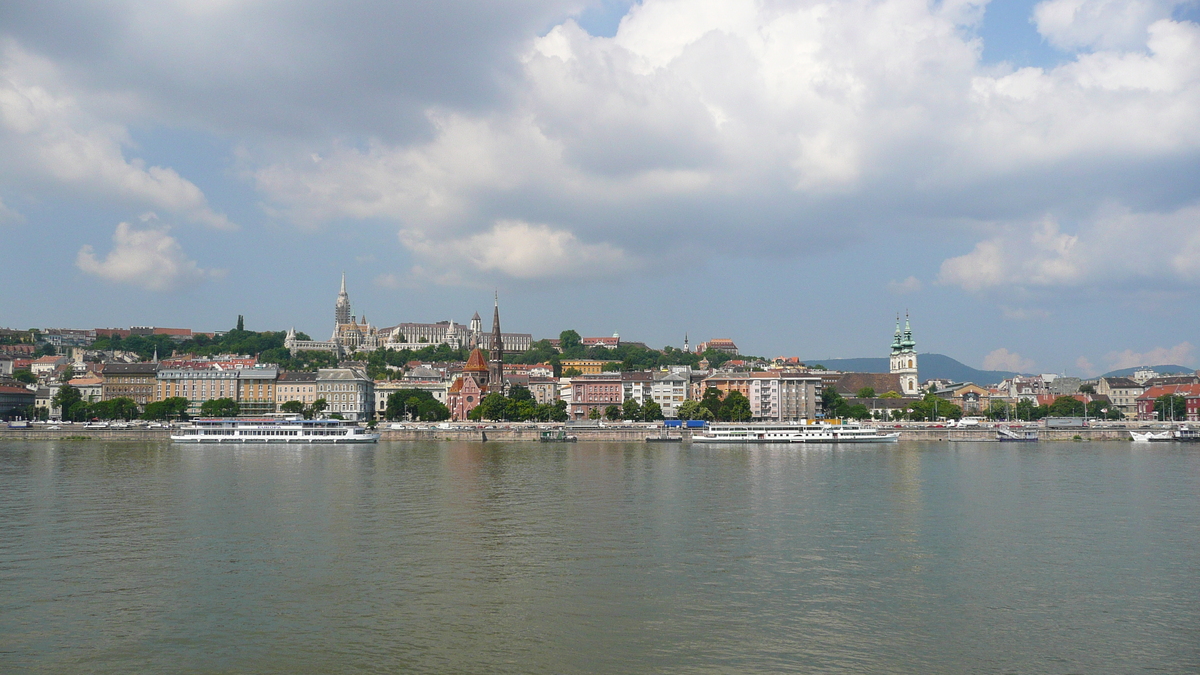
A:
[487,293,505,389]
[889,313,919,395]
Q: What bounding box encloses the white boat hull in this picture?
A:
[171,435,380,444]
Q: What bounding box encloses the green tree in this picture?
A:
[587,407,601,420]
[821,387,844,415]
[856,387,876,399]
[642,399,664,421]
[562,367,582,378]
[720,391,752,422]
[509,385,533,401]
[622,397,642,421]
[142,396,190,421]
[1048,395,1085,417]
[280,400,305,415]
[677,400,701,421]
[1079,383,1096,394]
[1086,400,1122,420]
[880,391,902,399]
[985,400,1010,420]
[12,370,36,384]
[200,398,240,417]
[847,404,871,420]
[604,405,622,421]
[559,330,583,356]
[310,398,328,418]
[236,315,245,331]
[52,384,82,419]
[471,392,509,421]
[91,397,139,421]
[1153,393,1187,421]
[701,387,724,416]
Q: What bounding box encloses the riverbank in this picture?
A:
[0,425,1148,443]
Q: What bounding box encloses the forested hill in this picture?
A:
[803,353,1021,385]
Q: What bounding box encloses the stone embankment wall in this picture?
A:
[0,426,1145,443]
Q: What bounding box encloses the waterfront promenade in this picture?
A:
[0,424,1153,443]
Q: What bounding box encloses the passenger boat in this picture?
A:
[997,427,1039,442]
[692,422,899,444]
[171,418,380,443]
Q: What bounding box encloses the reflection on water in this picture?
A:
[1,440,1199,673]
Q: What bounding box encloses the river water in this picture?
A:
[1,440,1197,674]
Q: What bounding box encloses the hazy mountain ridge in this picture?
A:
[1099,365,1195,378]
[803,353,1021,386]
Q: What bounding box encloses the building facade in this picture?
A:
[156,366,279,416]
[100,363,160,405]
[276,371,318,409]
[315,368,373,421]
[703,371,823,421]
[447,348,491,420]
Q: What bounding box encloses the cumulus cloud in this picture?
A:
[5,0,1200,292]
[938,203,1200,291]
[0,42,233,228]
[76,219,213,291]
[1076,355,1098,376]
[887,276,923,294]
[244,0,1200,284]
[983,348,1037,373]
[1033,0,1188,51]
[1104,341,1195,369]
[401,219,637,282]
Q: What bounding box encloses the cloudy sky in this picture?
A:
[2,0,1198,375]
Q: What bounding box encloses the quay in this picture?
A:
[0,425,1159,443]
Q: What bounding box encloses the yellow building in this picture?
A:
[560,359,610,375]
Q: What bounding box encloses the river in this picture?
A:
[1,440,1197,673]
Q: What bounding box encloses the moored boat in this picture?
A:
[539,429,577,442]
[997,427,1039,442]
[693,422,899,444]
[172,418,379,443]
[1130,430,1173,443]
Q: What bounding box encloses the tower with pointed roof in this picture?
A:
[335,273,351,326]
[488,293,505,389]
[448,347,491,420]
[890,313,919,395]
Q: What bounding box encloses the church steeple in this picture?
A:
[335,273,351,326]
[488,292,505,388]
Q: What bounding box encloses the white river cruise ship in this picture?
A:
[693,422,900,444]
[171,418,380,444]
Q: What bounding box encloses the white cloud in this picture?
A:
[1076,355,1098,377]
[887,276,923,294]
[245,2,1200,283]
[938,203,1200,291]
[401,219,638,283]
[0,42,233,229]
[1104,341,1195,369]
[76,220,213,291]
[983,348,1037,373]
[1033,0,1187,51]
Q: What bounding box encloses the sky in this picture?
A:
[1,0,1198,377]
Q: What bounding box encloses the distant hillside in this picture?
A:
[1100,364,1195,378]
[803,353,1020,385]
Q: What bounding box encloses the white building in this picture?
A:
[316,367,374,421]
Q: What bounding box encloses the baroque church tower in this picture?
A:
[889,314,919,396]
[488,294,505,389]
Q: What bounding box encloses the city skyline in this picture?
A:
[1,1,1198,376]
